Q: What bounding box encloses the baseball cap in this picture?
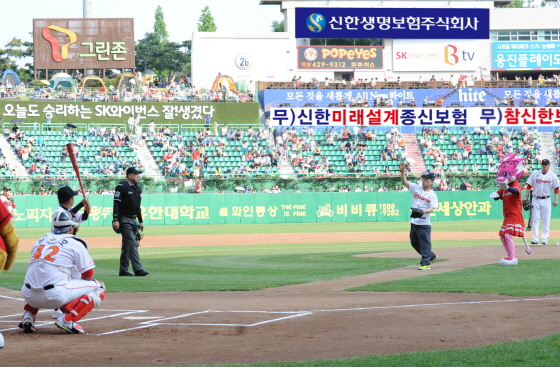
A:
[2,187,10,191]
[126,167,143,175]
[57,186,78,203]
[542,159,551,165]
[421,172,436,180]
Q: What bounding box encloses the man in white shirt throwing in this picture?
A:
[400,164,439,270]
[524,159,560,245]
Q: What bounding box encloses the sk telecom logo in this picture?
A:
[42,25,77,63]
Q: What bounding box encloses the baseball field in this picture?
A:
[2,219,560,367]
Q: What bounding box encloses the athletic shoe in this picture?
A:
[55,315,84,334]
[18,317,36,333]
[531,240,539,245]
[541,241,548,245]
[429,255,438,263]
[418,265,431,270]
[119,271,134,276]
[134,269,150,276]
[52,309,63,319]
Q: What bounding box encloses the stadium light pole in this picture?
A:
[84,0,93,77]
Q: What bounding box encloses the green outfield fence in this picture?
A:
[10,191,550,228]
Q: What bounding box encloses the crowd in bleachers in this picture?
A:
[148,123,279,179]
[420,125,542,178]
[7,123,142,177]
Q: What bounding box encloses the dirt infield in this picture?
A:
[3,232,560,367]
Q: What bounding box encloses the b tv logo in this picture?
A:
[42,25,77,63]
[444,44,475,65]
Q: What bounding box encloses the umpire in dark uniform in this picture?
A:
[112,167,149,277]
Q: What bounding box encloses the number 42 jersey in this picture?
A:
[24,233,95,289]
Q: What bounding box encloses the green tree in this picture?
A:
[197,6,217,32]
[153,5,169,43]
[135,33,189,80]
[271,19,285,32]
[0,37,33,73]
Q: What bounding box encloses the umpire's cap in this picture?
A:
[126,167,143,175]
[52,210,78,234]
[57,186,78,203]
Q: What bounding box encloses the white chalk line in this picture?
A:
[3,295,560,335]
[0,294,24,301]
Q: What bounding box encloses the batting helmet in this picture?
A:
[52,210,78,234]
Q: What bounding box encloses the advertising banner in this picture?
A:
[34,18,135,70]
[260,88,560,109]
[0,101,259,125]
[393,39,479,71]
[298,46,383,69]
[295,8,490,39]
[492,41,560,70]
[12,192,527,228]
[270,106,560,126]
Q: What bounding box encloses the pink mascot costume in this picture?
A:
[489,153,531,266]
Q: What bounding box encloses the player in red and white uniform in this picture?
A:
[524,159,560,245]
[1,187,16,220]
[19,211,105,334]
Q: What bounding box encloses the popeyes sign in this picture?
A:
[34,18,135,70]
[298,46,383,69]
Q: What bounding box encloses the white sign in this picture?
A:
[393,39,479,71]
[235,53,252,70]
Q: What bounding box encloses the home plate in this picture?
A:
[123,316,162,320]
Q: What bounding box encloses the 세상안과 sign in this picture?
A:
[296,8,489,39]
[33,18,135,70]
[298,46,383,69]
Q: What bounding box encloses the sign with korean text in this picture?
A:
[393,40,479,71]
[298,46,383,69]
[34,18,135,69]
[295,8,489,39]
[11,192,549,227]
[260,88,560,110]
[492,41,560,70]
[0,101,258,125]
[270,107,560,126]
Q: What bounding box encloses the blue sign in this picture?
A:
[492,42,560,70]
[259,88,560,110]
[295,8,490,39]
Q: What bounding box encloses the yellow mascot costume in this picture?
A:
[0,202,20,348]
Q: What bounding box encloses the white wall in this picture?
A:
[191,32,292,89]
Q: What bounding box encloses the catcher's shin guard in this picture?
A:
[61,289,106,323]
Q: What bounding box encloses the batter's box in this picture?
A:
[141,310,312,327]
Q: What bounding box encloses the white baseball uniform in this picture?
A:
[1,194,14,214]
[526,170,560,244]
[21,233,98,310]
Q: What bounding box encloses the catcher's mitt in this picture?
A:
[135,228,143,242]
[410,208,424,219]
[522,199,533,211]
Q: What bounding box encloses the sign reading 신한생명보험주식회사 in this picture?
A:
[34,18,135,70]
[295,8,490,39]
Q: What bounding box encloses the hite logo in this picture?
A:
[42,25,77,62]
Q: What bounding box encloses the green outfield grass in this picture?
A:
[8,220,560,367]
[16,218,560,239]
[185,333,560,367]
